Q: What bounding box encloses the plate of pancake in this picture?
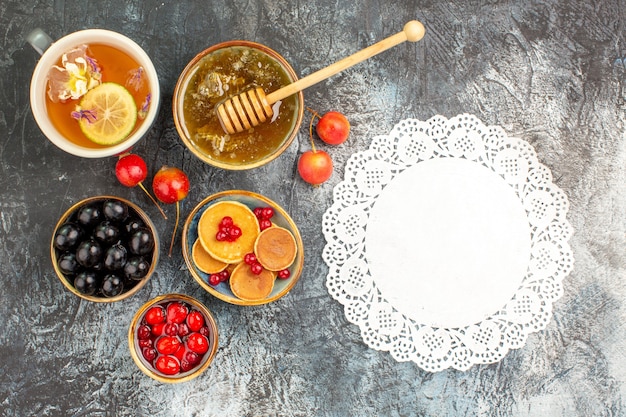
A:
[182,190,304,305]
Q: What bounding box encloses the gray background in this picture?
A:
[1,0,625,416]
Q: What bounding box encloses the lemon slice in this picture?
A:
[78,83,137,145]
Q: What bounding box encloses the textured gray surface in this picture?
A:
[1,0,625,416]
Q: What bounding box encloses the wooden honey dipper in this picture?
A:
[216,20,426,134]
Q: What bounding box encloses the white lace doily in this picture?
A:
[322,114,574,372]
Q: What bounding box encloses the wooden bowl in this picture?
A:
[128,293,219,383]
[50,196,159,302]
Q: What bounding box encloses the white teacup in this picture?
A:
[28,29,160,158]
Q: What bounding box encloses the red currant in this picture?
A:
[250,263,263,275]
[155,355,180,375]
[253,207,264,219]
[261,207,274,220]
[166,302,189,324]
[155,336,181,355]
[278,269,291,279]
[229,225,242,239]
[244,253,257,265]
[186,310,205,332]
[216,231,229,242]
[144,306,166,325]
[186,332,209,354]
[209,274,221,286]
[219,270,230,282]
[259,219,272,230]
[219,216,233,228]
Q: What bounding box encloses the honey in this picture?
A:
[45,44,151,149]
[179,46,299,165]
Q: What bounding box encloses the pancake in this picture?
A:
[229,261,275,301]
[191,238,228,274]
[254,226,297,271]
[198,201,260,264]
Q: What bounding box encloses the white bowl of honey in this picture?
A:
[29,29,160,158]
[172,41,304,170]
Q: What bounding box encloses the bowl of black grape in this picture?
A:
[51,196,159,302]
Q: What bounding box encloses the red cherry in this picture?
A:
[141,347,157,362]
[115,154,167,219]
[138,338,153,349]
[155,336,182,355]
[177,323,190,337]
[166,302,189,324]
[185,351,200,365]
[277,269,291,279]
[152,166,190,257]
[299,110,334,186]
[144,306,166,325]
[151,322,166,337]
[115,154,146,187]
[164,322,179,336]
[298,149,333,185]
[199,326,211,338]
[152,166,190,204]
[316,111,350,145]
[186,332,209,354]
[137,325,151,340]
[173,344,186,361]
[186,310,205,332]
[155,355,180,375]
[180,359,194,372]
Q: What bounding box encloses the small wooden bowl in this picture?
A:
[128,293,219,383]
[182,190,305,306]
[172,40,304,170]
[50,196,159,302]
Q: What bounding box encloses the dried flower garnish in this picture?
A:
[71,108,97,124]
[47,45,101,103]
[126,66,145,91]
[138,93,151,120]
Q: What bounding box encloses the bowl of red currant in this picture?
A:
[128,293,218,383]
[182,190,305,306]
[51,196,159,302]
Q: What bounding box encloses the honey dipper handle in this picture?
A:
[266,20,425,104]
